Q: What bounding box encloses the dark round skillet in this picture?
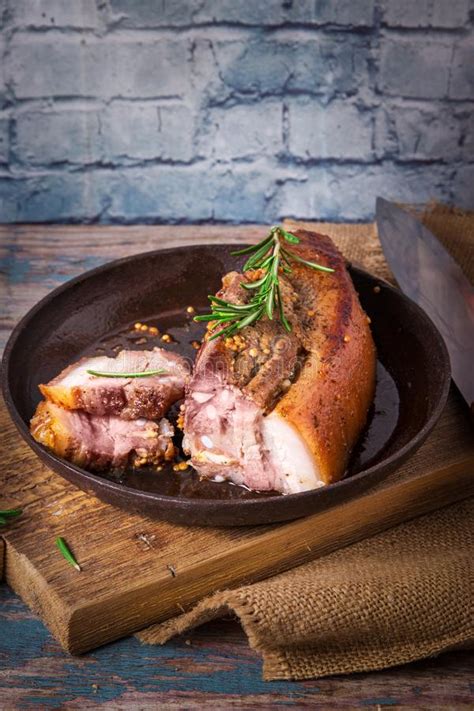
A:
[2,244,450,526]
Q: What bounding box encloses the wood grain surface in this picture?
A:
[1,585,472,709]
[1,222,473,706]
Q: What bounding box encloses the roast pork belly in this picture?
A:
[31,401,175,471]
[40,348,189,420]
[183,229,376,494]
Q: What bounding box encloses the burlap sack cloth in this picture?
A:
[137,205,474,680]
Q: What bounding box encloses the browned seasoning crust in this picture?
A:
[273,229,376,484]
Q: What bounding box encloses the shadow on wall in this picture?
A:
[0,0,473,223]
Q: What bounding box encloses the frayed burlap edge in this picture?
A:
[136,583,473,681]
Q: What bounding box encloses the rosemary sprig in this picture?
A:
[0,508,22,526]
[56,536,81,572]
[0,508,22,518]
[86,369,167,378]
[194,225,334,340]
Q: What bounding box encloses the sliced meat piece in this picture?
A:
[183,229,376,494]
[182,340,319,494]
[31,400,175,471]
[40,348,189,420]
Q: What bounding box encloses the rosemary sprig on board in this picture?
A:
[56,536,81,572]
[86,369,167,378]
[0,508,22,526]
[194,225,334,340]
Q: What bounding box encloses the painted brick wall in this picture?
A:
[0,0,473,223]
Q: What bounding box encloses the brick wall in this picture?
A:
[0,0,473,223]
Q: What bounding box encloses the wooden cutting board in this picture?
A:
[1,220,473,655]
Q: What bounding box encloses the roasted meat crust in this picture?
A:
[272,229,376,483]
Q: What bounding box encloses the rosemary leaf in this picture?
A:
[56,536,81,572]
[243,241,273,271]
[236,307,265,330]
[265,284,275,320]
[282,248,335,273]
[86,369,167,379]
[280,228,300,244]
[208,295,231,306]
[0,508,23,518]
[0,509,22,526]
[259,255,274,270]
[240,274,268,290]
[277,285,292,332]
[231,234,273,257]
[209,298,254,311]
[208,321,241,341]
[194,314,220,322]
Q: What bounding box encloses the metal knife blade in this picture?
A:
[376,197,474,411]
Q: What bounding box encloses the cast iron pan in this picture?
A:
[2,244,451,526]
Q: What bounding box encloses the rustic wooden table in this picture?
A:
[1,224,472,709]
[1,585,472,709]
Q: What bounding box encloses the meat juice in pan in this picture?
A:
[80,308,399,500]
